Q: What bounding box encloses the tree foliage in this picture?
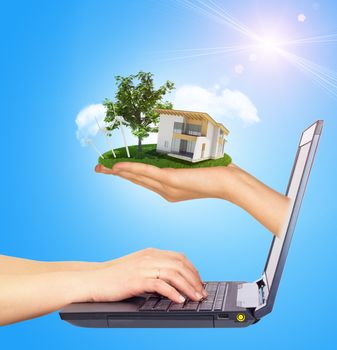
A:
[103,71,174,155]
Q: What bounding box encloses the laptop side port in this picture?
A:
[217,313,229,319]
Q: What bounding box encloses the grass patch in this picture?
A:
[99,144,232,169]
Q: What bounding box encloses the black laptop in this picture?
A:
[60,120,323,328]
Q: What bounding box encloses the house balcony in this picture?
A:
[169,136,200,162]
[172,132,198,142]
[173,122,203,137]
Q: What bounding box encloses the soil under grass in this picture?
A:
[99,144,232,169]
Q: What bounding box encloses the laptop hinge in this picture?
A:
[236,274,269,308]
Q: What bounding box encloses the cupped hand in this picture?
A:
[80,248,207,304]
[95,161,290,236]
[95,162,236,202]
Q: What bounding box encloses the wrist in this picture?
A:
[218,164,243,203]
[63,270,95,303]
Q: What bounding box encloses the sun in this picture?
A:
[257,36,283,52]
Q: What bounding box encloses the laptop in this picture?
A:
[60,120,323,328]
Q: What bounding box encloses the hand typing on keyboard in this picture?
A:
[0,248,207,325]
[80,248,207,304]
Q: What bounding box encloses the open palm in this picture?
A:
[95,162,236,202]
[95,162,289,236]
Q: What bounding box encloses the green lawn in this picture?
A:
[99,144,232,169]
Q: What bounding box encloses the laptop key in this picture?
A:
[213,283,227,311]
[214,299,224,311]
[217,284,226,294]
[153,299,171,311]
[139,297,159,311]
[205,283,218,293]
[199,301,214,311]
[205,293,216,303]
[216,285,226,298]
[183,301,199,311]
[169,302,185,311]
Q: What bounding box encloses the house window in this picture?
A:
[185,124,201,136]
[173,122,183,133]
[164,140,169,148]
[174,122,201,136]
[171,138,180,152]
[186,140,196,154]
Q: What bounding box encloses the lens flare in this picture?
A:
[170,0,337,98]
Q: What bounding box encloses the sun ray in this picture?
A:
[156,44,254,54]
[178,0,260,41]
[171,0,337,99]
[277,48,337,97]
[279,50,337,85]
[157,46,250,62]
[285,33,337,46]
[205,0,261,41]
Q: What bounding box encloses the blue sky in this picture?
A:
[1,0,337,348]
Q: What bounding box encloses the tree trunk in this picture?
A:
[136,112,143,158]
[137,137,142,158]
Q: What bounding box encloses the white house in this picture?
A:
[155,109,229,162]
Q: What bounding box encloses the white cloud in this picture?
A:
[234,64,245,74]
[173,85,260,125]
[297,13,306,22]
[75,104,107,146]
[76,85,260,149]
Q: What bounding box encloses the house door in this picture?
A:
[179,140,188,153]
[201,143,206,158]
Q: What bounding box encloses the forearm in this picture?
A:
[0,271,89,326]
[0,255,103,275]
[222,164,290,236]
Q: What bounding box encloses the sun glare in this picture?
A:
[258,36,283,52]
[171,0,337,98]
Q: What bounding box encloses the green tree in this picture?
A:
[103,71,174,157]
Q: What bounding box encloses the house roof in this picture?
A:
[155,108,229,135]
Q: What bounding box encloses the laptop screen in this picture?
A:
[261,121,323,313]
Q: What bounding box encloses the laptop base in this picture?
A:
[60,281,259,328]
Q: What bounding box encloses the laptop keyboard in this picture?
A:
[139,282,228,312]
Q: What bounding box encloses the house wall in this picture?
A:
[217,138,225,157]
[210,127,227,159]
[210,126,220,157]
[205,122,216,159]
[192,122,215,161]
[193,136,207,160]
[156,114,184,153]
